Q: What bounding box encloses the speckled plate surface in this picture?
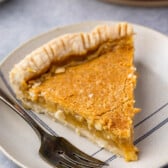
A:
[0,21,168,168]
[103,0,168,7]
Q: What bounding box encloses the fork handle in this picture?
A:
[0,88,46,138]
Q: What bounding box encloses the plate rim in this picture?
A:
[102,0,168,7]
[0,20,168,168]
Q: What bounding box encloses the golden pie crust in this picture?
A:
[9,22,140,161]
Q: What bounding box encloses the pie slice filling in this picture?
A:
[10,23,140,161]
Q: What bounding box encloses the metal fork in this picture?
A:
[0,88,108,168]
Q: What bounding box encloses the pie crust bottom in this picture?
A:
[23,100,138,161]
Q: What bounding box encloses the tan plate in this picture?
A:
[0,21,168,168]
[102,0,168,7]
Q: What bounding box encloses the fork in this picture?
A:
[0,88,108,168]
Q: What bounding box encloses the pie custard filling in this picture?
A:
[9,23,140,161]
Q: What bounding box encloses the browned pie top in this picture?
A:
[28,36,139,138]
[9,23,133,99]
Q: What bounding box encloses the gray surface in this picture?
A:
[0,0,167,167]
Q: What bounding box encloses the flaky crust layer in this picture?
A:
[9,22,133,98]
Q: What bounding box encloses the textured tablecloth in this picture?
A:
[0,0,167,167]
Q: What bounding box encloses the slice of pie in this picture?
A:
[9,22,140,161]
